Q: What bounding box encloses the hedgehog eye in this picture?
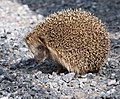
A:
[37,45,47,53]
[37,45,44,50]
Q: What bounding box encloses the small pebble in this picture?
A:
[0,68,4,75]
[108,80,116,86]
[62,73,75,83]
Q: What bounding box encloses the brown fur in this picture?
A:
[24,9,109,75]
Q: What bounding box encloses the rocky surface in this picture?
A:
[0,0,120,99]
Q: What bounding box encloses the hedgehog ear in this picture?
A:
[39,36,46,45]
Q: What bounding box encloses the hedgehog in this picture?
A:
[24,9,109,75]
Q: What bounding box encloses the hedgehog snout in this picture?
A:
[31,44,49,63]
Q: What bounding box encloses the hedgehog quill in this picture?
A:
[24,9,109,75]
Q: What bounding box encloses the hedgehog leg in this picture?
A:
[56,64,63,74]
[56,63,68,74]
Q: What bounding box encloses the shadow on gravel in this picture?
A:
[110,38,120,51]
[10,58,58,74]
[15,0,120,32]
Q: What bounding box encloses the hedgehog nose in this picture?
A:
[32,57,39,64]
[34,56,44,64]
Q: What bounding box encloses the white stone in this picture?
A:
[108,80,116,85]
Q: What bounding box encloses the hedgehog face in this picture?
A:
[31,44,48,63]
[24,36,49,63]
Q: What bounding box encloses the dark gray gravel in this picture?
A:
[0,0,120,99]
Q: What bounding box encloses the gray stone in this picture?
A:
[107,88,116,95]
[69,80,80,88]
[108,80,116,86]
[0,68,4,75]
[58,79,65,86]
[60,95,72,99]
[74,89,86,99]
[90,81,97,87]
[47,82,58,89]
[0,75,4,82]
[62,73,75,83]
[87,73,95,79]
[34,71,42,78]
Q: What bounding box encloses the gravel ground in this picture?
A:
[0,0,120,99]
